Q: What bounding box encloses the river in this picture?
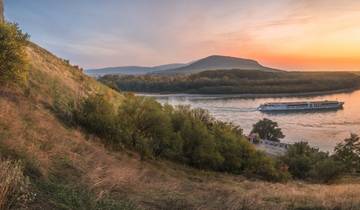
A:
[141,90,360,152]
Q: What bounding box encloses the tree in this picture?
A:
[0,22,29,85]
[333,133,360,173]
[251,118,284,142]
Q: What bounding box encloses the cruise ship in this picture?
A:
[258,100,344,112]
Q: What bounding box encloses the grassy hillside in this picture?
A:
[0,42,360,210]
[100,69,360,95]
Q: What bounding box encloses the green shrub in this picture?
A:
[333,133,360,173]
[177,114,224,169]
[0,22,29,85]
[74,94,118,144]
[281,142,344,182]
[69,93,288,181]
[117,94,175,159]
[308,159,344,182]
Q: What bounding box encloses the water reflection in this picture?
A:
[141,90,360,152]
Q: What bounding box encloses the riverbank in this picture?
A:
[138,87,359,99]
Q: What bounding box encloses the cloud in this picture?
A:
[6,0,360,70]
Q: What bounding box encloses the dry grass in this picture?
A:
[0,43,359,209]
[0,160,33,210]
[26,43,123,106]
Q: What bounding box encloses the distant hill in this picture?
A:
[153,55,283,75]
[86,55,282,77]
[86,63,186,77]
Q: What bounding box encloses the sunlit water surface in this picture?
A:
[140,90,360,152]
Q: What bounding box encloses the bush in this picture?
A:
[68,93,286,181]
[175,113,223,169]
[74,94,118,144]
[308,159,344,182]
[117,94,175,159]
[281,142,344,182]
[0,22,29,85]
[333,133,360,173]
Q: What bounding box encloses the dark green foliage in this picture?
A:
[99,70,360,94]
[169,106,224,169]
[251,118,285,142]
[74,94,118,144]
[67,93,287,181]
[54,91,359,182]
[0,22,29,85]
[281,142,344,182]
[333,133,360,173]
[308,158,344,182]
[117,94,175,159]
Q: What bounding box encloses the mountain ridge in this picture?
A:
[86,55,283,77]
[86,63,187,77]
[153,55,282,75]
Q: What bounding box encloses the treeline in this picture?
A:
[99,70,360,94]
[54,93,289,181]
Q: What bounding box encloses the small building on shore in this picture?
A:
[247,133,290,156]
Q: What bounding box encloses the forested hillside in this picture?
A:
[100,69,360,94]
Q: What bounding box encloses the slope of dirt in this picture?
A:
[0,43,359,210]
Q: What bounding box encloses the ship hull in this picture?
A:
[258,101,344,112]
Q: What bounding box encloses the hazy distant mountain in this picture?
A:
[153,63,187,71]
[86,55,282,77]
[86,63,187,77]
[153,55,282,75]
[86,66,152,77]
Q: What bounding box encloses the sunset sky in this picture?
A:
[5,0,360,70]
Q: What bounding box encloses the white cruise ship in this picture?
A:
[258,100,344,112]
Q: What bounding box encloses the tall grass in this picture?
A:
[0,160,34,210]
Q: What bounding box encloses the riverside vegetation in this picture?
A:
[100,69,360,94]
[1,21,360,209]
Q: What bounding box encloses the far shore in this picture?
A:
[136,87,359,99]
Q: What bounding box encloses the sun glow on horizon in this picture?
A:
[7,0,360,70]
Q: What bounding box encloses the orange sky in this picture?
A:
[8,0,360,70]
[190,1,360,71]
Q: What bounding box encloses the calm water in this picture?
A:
[141,90,360,152]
